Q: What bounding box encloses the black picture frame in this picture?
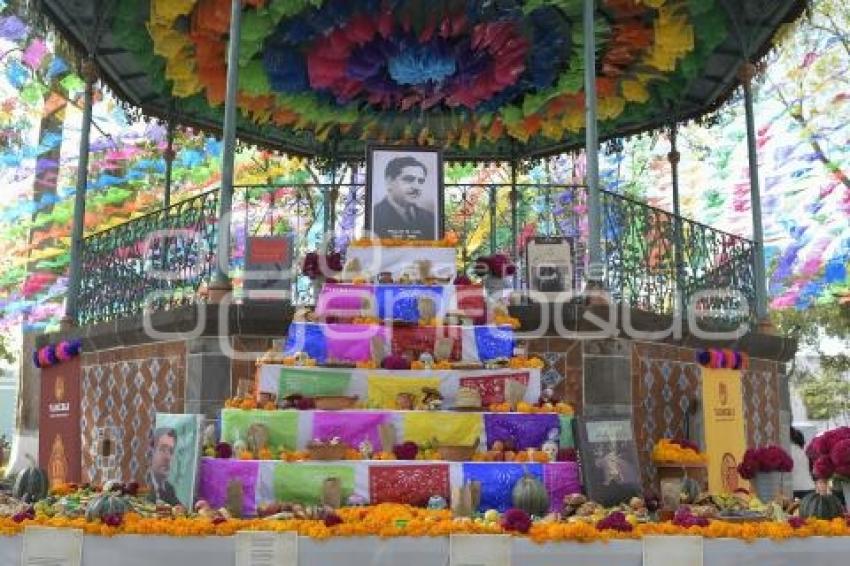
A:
[574,416,643,507]
[365,145,444,240]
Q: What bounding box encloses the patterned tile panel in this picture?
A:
[528,338,583,413]
[631,343,701,490]
[80,342,186,484]
[742,360,780,448]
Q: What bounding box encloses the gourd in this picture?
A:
[799,481,845,520]
[511,469,549,517]
[85,493,128,522]
[679,477,701,504]
[13,455,48,503]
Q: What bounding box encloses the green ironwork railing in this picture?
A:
[78,183,756,326]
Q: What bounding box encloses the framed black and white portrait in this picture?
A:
[366,146,443,241]
[526,237,574,295]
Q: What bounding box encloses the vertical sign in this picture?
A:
[39,357,82,487]
[235,531,298,566]
[244,235,293,300]
[701,368,747,493]
[22,527,83,566]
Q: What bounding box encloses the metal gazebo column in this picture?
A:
[583,0,603,284]
[740,63,769,323]
[212,0,243,293]
[63,57,96,325]
[669,123,685,311]
[163,119,176,209]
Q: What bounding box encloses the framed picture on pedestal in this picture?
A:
[366,146,443,240]
[526,237,573,296]
[574,416,642,507]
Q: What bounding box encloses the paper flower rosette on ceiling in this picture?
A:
[136,0,711,151]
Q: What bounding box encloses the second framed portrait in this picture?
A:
[366,146,443,241]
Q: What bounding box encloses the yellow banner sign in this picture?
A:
[701,368,747,493]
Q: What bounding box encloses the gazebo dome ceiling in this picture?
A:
[43,0,805,160]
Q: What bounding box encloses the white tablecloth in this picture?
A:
[2,534,849,566]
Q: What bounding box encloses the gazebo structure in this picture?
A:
[9,1,822,562]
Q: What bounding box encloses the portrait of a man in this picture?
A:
[146,427,181,506]
[368,148,441,240]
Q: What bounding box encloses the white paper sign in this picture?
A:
[235,531,298,566]
[21,527,83,566]
[643,535,703,566]
[450,534,511,566]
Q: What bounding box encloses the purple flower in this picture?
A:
[596,511,633,532]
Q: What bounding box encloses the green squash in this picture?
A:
[799,491,844,520]
[511,470,549,517]
[13,454,48,503]
[85,493,128,522]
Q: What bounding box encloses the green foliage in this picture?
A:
[798,370,850,421]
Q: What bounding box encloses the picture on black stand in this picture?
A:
[574,416,643,507]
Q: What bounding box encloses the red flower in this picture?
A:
[474,254,516,277]
[737,446,793,478]
[788,516,805,529]
[301,251,342,279]
[596,511,633,532]
[453,274,472,285]
[501,508,532,533]
[737,458,758,480]
[557,448,577,462]
[813,456,835,480]
[393,441,419,460]
[829,438,850,470]
[323,512,343,527]
[215,442,233,459]
[102,514,123,527]
[382,354,411,370]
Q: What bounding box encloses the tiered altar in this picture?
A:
[199,240,582,514]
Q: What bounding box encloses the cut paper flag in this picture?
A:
[273,463,354,506]
[312,411,390,449]
[22,38,48,69]
[366,375,441,409]
[220,408,299,452]
[403,412,482,446]
[462,463,543,512]
[278,367,351,397]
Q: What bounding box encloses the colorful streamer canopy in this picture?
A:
[39,0,804,159]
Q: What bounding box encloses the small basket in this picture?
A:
[313,396,359,410]
[307,443,349,460]
[435,438,480,462]
[437,445,478,461]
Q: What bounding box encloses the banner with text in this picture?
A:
[39,357,82,487]
[701,368,747,493]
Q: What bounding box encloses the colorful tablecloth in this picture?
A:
[283,322,514,363]
[219,408,572,454]
[198,458,580,513]
[257,366,542,407]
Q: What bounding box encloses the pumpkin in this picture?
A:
[13,455,48,503]
[799,480,845,520]
[86,493,128,522]
[679,477,701,504]
[511,469,549,517]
